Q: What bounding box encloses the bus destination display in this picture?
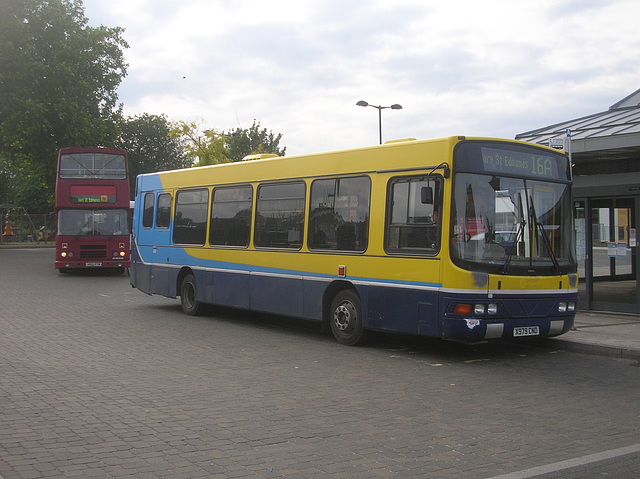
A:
[480,147,562,179]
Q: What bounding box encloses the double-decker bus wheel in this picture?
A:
[180,274,203,316]
[330,290,366,346]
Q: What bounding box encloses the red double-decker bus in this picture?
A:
[55,147,131,273]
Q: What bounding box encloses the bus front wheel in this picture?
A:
[330,290,366,346]
[180,274,203,316]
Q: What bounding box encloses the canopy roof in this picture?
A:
[516,89,640,161]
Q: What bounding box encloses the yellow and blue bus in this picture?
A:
[130,136,577,345]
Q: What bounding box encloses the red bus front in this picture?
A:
[54,148,131,273]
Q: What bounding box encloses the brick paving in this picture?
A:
[1,248,639,478]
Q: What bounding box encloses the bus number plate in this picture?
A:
[86,262,102,267]
[513,326,539,337]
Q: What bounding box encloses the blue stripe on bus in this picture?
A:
[136,244,442,290]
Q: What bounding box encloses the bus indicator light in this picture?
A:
[338,265,346,277]
[453,303,473,315]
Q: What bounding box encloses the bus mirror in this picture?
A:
[421,186,434,204]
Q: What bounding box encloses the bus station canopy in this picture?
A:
[516,88,640,164]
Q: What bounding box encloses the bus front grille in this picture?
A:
[79,245,107,259]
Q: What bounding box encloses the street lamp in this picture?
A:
[356,100,403,144]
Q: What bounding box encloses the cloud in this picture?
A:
[83,0,640,155]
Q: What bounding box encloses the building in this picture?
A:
[516,89,640,313]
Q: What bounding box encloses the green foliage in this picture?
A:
[225,121,287,162]
[0,0,128,212]
[0,1,289,213]
[168,119,287,166]
[168,120,228,166]
[11,170,53,214]
[116,114,191,197]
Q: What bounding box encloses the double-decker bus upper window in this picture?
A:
[210,186,252,247]
[173,189,209,245]
[254,182,305,249]
[143,193,154,228]
[60,153,127,179]
[308,176,370,251]
[156,194,172,229]
[386,176,442,254]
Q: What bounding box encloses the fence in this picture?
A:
[1,205,56,243]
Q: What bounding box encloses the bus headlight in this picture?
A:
[452,303,499,316]
[559,301,576,312]
[61,251,67,258]
[119,251,126,257]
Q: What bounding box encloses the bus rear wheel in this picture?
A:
[330,290,366,346]
[180,274,204,316]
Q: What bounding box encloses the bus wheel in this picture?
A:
[180,274,203,316]
[330,290,366,346]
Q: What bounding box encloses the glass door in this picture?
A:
[589,197,638,312]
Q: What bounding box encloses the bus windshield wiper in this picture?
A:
[529,196,560,274]
[502,219,525,274]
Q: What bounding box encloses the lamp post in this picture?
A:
[356,100,402,144]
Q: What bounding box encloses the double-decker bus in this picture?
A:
[130,137,577,345]
[55,147,131,273]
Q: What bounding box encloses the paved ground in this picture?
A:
[1,248,639,478]
[546,311,640,360]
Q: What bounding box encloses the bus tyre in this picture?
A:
[330,290,366,346]
[180,274,203,316]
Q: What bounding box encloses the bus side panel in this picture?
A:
[210,270,250,309]
[249,274,303,317]
[151,264,171,296]
[367,286,439,336]
[130,243,152,295]
[302,278,326,322]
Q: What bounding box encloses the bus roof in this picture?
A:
[136,136,565,191]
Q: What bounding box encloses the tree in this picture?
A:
[168,120,287,166]
[168,120,227,166]
[225,121,286,162]
[0,0,128,212]
[116,114,191,197]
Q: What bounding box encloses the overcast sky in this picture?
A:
[82,0,640,156]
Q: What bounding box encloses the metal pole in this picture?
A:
[378,107,383,144]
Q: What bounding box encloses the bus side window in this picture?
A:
[254,182,305,249]
[210,185,252,247]
[142,192,155,228]
[173,189,209,245]
[156,193,172,228]
[386,176,442,254]
[308,176,371,252]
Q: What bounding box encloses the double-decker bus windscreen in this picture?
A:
[57,209,130,237]
[59,152,127,179]
[451,142,576,275]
